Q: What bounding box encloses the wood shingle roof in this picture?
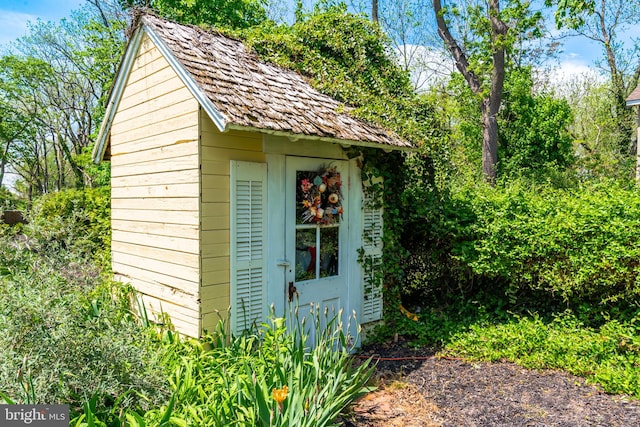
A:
[140,13,410,148]
[93,12,413,162]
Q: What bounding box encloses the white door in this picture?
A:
[284,156,350,343]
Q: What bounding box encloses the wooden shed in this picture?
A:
[92,12,412,338]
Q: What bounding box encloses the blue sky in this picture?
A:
[0,0,626,76]
[0,0,85,47]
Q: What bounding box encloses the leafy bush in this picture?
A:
[399,177,640,313]
[459,179,640,306]
[498,68,574,176]
[0,187,24,210]
[28,187,110,266]
[0,226,169,419]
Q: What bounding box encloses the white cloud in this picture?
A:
[0,10,36,47]
[552,60,594,81]
[534,59,604,97]
[396,44,455,91]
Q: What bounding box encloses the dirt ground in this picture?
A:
[340,342,640,427]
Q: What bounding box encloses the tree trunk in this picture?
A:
[372,0,379,23]
[481,100,498,182]
[484,0,507,183]
[433,0,507,184]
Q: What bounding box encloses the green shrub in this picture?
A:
[28,187,110,266]
[0,226,169,420]
[0,187,24,210]
[459,178,640,306]
[73,310,374,426]
[142,311,373,427]
[400,177,640,312]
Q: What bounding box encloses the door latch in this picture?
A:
[288,281,298,302]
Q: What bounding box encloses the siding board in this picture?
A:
[201,146,265,163]
[112,169,199,188]
[120,275,198,307]
[113,230,199,255]
[116,241,200,267]
[113,96,197,135]
[112,209,199,226]
[124,62,179,98]
[111,198,199,212]
[111,132,196,162]
[116,78,193,114]
[201,131,263,151]
[111,154,198,177]
[112,219,198,239]
[112,183,199,199]
[113,250,199,283]
[114,263,198,295]
[112,109,198,145]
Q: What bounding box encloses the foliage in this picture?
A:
[547,0,640,155]
[123,0,268,30]
[443,309,640,398]
[446,67,576,180]
[391,173,640,323]
[458,178,640,306]
[72,312,374,426]
[28,187,111,266]
[0,187,23,210]
[499,68,574,175]
[432,0,544,181]
[0,225,169,420]
[1,3,125,196]
[564,77,635,181]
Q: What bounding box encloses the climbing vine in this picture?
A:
[240,6,448,325]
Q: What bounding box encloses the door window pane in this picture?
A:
[320,226,339,278]
[295,228,316,282]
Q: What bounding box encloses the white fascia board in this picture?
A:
[92,27,145,163]
[227,124,416,152]
[143,25,228,133]
[626,99,640,107]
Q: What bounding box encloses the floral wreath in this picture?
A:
[298,166,343,224]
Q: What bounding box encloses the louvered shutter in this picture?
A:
[361,179,384,323]
[230,161,267,334]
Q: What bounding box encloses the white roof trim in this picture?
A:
[627,99,640,107]
[143,24,228,133]
[226,124,415,151]
[92,27,144,163]
[92,22,229,163]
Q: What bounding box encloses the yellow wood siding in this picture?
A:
[110,33,201,335]
[199,110,265,333]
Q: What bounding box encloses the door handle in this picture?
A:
[288,282,298,302]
